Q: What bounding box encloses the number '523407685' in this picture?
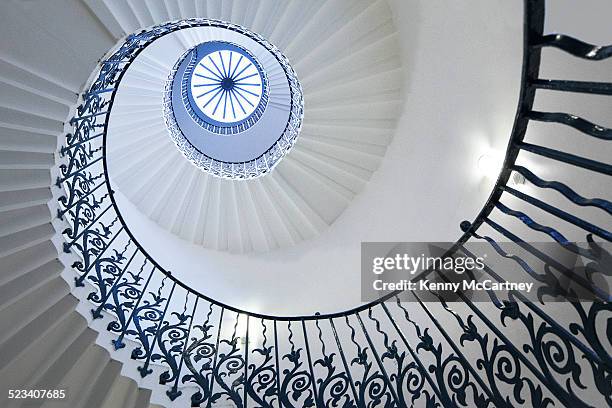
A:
[8,389,66,399]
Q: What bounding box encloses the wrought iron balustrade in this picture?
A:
[55,2,610,406]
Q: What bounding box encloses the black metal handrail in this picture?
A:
[55,2,610,406]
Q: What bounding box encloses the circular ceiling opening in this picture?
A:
[187,43,267,126]
[162,24,303,180]
[105,11,405,256]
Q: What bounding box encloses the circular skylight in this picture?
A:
[162,22,303,180]
[190,48,264,124]
[180,41,269,135]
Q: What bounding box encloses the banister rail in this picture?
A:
[54,2,610,406]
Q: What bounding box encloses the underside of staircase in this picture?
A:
[0,1,610,408]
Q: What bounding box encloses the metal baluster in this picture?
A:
[112,266,156,350]
[167,296,199,401]
[57,182,106,219]
[60,132,105,154]
[70,110,109,122]
[494,201,599,260]
[516,142,612,176]
[526,111,612,140]
[501,185,612,240]
[64,204,114,250]
[420,281,588,407]
[244,318,277,407]
[476,218,610,300]
[74,227,126,286]
[531,33,612,60]
[205,307,225,408]
[243,315,249,408]
[355,310,401,407]
[411,292,500,406]
[510,165,612,214]
[82,88,115,97]
[301,321,321,408]
[274,320,282,408]
[57,156,104,183]
[328,318,359,406]
[91,248,139,318]
[137,282,177,377]
[459,246,607,366]
[380,303,447,406]
[530,79,612,96]
[278,320,314,407]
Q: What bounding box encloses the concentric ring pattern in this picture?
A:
[106,1,404,253]
[160,24,303,180]
[1,1,609,407]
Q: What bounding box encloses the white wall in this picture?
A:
[115,0,526,316]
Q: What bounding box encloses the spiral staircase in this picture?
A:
[0,0,610,407]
